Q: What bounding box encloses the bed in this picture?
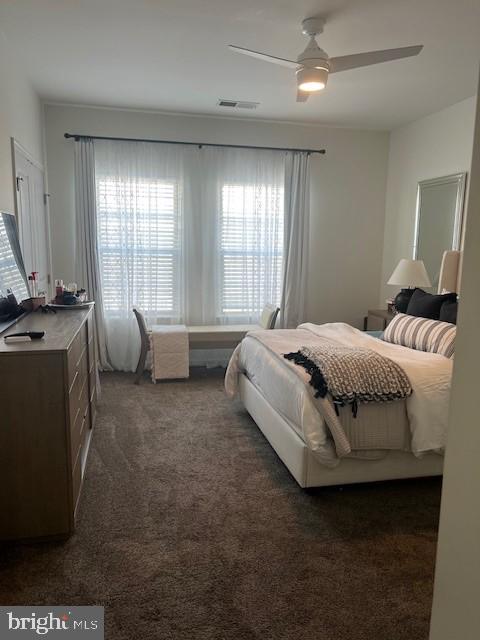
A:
[225,251,460,488]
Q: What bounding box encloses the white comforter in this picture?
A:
[226,322,453,463]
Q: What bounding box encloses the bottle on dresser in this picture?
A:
[55,279,64,304]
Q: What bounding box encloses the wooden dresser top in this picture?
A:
[0,307,92,355]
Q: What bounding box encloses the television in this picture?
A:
[0,211,30,332]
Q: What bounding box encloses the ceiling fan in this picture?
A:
[229,17,423,102]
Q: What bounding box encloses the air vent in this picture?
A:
[218,99,259,110]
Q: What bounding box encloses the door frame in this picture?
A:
[11,137,53,296]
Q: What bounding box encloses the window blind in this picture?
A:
[96,178,181,317]
[220,183,284,317]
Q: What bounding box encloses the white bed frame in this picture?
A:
[238,250,460,488]
[239,374,443,488]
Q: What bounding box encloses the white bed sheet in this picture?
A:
[238,334,331,449]
[230,323,453,466]
[300,323,453,456]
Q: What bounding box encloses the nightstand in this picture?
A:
[363,309,395,331]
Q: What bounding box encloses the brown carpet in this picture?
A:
[0,370,441,640]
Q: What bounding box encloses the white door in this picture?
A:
[14,143,51,297]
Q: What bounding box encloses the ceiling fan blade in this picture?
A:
[330,45,423,74]
[296,90,309,103]
[228,45,298,69]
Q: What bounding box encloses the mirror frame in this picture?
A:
[413,172,467,259]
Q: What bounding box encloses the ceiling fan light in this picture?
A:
[298,81,325,92]
[296,66,328,92]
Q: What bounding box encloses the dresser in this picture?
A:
[0,307,98,541]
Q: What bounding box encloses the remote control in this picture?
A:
[4,331,45,342]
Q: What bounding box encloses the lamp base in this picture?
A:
[393,288,416,314]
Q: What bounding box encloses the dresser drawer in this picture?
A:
[88,335,95,369]
[70,407,87,463]
[69,349,88,419]
[90,383,97,429]
[67,336,81,387]
[87,311,94,337]
[73,409,92,517]
[67,324,88,388]
[68,369,81,419]
[68,347,88,398]
[69,372,88,455]
[89,358,96,393]
[78,345,88,382]
[72,450,82,513]
[90,401,97,430]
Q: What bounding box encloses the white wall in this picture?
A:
[379,96,476,304]
[44,104,390,327]
[0,31,44,213]
[429,77,480,640]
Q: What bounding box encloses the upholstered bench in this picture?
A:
[187,305,279,349]
[187,324,260,350]
[133,305,280,383]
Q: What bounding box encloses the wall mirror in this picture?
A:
[0,211,29,303]
[413,172,466,290]
[0,211,30,333]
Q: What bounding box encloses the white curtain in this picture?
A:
[91,140,306,371]
[198,147,285,325]
[74,138,112,371]
[281,152,311,328]
[186,146,284,367]
[94,140,190,371]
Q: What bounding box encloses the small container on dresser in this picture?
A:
[0,306,98,541]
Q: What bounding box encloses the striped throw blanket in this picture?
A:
[285,339,412,416]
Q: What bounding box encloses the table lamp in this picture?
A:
[387,259,432,312]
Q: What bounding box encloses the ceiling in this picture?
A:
[1,0,480,130]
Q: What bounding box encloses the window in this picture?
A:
[90,140,306,371]
[94,141,287,333]
[220,183,284,318]
[96,177,181,317]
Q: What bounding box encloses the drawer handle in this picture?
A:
[73,406,81,425]
[76,346,87,369]
[69,370,79,394]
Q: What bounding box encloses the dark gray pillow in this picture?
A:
[439,299,458,324]
[406,288,457,320]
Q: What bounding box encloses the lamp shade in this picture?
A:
[387,259,432,288]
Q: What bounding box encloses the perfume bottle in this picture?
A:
[28,272,39,298]
[55,279,64,304]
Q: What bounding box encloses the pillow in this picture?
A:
[439,299,458,325]
[382,313,456,358]
[406,288,457,320]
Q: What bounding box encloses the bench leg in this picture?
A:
[134,344,149,384]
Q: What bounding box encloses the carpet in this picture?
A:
[0,369,441,640]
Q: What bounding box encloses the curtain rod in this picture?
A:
[64,133,326,155]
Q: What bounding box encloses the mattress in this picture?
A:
[230,322,452,466]
[237,332,411,467]
[239,333,327,442]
